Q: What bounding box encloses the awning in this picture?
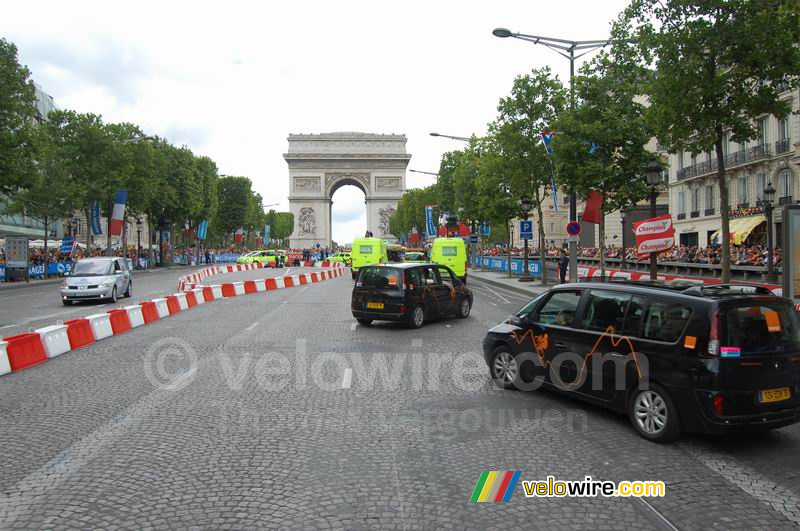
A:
[709,215,766,245]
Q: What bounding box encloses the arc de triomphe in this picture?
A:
[285,132,410,248]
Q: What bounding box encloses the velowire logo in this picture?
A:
[469,471,521,502]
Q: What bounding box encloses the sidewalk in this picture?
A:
[469,269,553,298]
[0,264,204,291]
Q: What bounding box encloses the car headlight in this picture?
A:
[100,280,112,287]
[60,282,68,289]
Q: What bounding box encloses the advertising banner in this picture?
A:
[4,237,28,268]
[425,206,435,238]
[634,214,675,257]
[90,201,103,235]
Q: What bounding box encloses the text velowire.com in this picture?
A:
[523,476,665,498]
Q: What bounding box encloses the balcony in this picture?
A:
[677,144,772,181]
[775,138,791,154]
[705,208,715,216]
[690,211,700,218]
[779,196,794,205]
[677,213,686,220]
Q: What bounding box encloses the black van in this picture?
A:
[482,281,800,442]
[352,263,473,328]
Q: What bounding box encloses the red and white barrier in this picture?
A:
[233,282,245,296]
[191,288,206,304]
[0,341,9,376]
[152,298,170,319]
[86,313,113,340]
[174,293,189,311]
[125,305,146,328]
[36,324,71,359]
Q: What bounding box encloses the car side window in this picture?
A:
[643,302,692,343]
[621,296,647,337]
[437,266,455,287]
[534,291,582,327]
[421,266,440,285]
[114,260,122,272]
[583,290,631,333]
[405,268,421,287]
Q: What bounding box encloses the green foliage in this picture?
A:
[0,38,37,194]
[216,176,253,239]
[622,0,800,282]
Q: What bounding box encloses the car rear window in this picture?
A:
[359,245,373,254]
[357,267,401,290]
[723,302,800,355]
[440,246,458,257]
[642,302,692,343]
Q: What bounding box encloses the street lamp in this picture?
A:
[519,197,534,282]
[493,27,623,287]
[763,181,777,282]
[136,218,143,270]
[430,132,472,142]
[409,169,440,178]
[620,210,627,270]
[646,159,663,280]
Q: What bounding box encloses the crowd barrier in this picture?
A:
[1,262,346,379]
[474,256,543,276]
[0,261,74,281]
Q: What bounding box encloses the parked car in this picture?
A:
[352,263,473,328]
[482,281,800,442]
[351,237,388,279]
[60,257,132,305]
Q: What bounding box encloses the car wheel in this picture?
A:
[628,383,682,443]
[356,318,372,326]
[490,346,518,390]
[62,299,72,306]
[124,281,132,298]
[110,286,117,303]
[456,297,471,318]
[407,305,425,329]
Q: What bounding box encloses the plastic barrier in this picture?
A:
[185,291,198,308]
[284,276,295,288]
[211,285,223,299]
[140,301,160,323]
[107,309,132,335]
[202,286,215,302]
[124,305,145,328]
[233,282,245,295]
[0,341,9,376]
[165,295,181,315]
[64,319,96,350]
[86,313,113,340]
[221,283,236,297]
[36,324,71,358]
[4,333,48,371]
[174,292,189,311]
[265,278,278,290]
[298,274,308,285]
[191,288,205,304]
[244,280,257,294]
[253,279,267,292]
[152,298,170,319]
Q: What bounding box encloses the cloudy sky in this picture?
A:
[3,0,630,244]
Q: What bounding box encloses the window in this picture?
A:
[534,291,582,327]
[779,116,790,141]
[691,188,700,212]
[723,302,800,355]
[677,191,686,214]
[677,151,684,169]
[358,267,401,290]
[737,176,749,206]
[114,260,122,272]
[440,245,458,257]
[778,170,793,198]
[583,290,631,333]
[756,174,767,202]
[757,117,768,145]
[420,266,440,285]
[643,302,692,343]
[705,185,715,210]
[437,266,457,286]
[358,244,373,254]
[515,293,547,320]
[405,268,421,287]
[622,297,647,337]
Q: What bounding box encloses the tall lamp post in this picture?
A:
[762,181,777,283]
[493,28,623,287]
[136,218,143,270]
[646,160,663,280]
[620,210,627,270]
[519,197,534,282]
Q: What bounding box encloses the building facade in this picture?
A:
[667,86,799,248]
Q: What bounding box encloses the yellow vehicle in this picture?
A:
[403,250,428,263]
[328,252,352,267]
[431,237,467,282]
[238,250,279,267]
[351,237,387,279]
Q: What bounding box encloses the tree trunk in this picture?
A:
[714,133,731,283]
[599,213,606,281]
[106,197,113,256]
[534,188,548,286]
[84,208,92,251]
[43,216,49,279]
[507,219,513,278]
[147,214,153,269]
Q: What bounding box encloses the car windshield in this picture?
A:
[406,252,424,260]
[71,260,112,276]
[357,267,401,290]
[723,301,800,355]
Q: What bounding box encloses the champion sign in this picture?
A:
[633,214,675,257]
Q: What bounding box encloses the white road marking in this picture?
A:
[282,301,288,305]
[244,322,259,333]
[165,367,197,391]
[299,286,309,293]
[341,368,353,389]
[350,322,357,331]
[489,301,498,306]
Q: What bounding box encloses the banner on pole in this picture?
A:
[634,214,675,257]
[425,206,435,238]
[90,201,103,235]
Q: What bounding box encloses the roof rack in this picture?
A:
[681,283,774,297]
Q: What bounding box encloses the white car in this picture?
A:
[59,257,132,305]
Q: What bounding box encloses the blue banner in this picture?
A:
[197,219,209,240]
[0,261,74,281]
[481,222,491,237]
[425,205,435,239]
[60,237,75,255]
[475,256,542,277]
[90,201,102,235]
[264,225,271,237]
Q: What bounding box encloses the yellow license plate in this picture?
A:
[759,387,791,403]
[367,302,384,309]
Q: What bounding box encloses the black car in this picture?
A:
[482,281,800,443]
[352,263,473,328]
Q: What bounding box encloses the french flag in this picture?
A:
[109,190,128,237]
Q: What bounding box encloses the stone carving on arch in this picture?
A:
[324,172,371,198]
[298,207,317,236]
[378,205,396,236]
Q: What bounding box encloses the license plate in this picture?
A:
[366,302,384,309]
[759,387,791,403]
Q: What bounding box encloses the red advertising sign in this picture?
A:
[633,214,675,256]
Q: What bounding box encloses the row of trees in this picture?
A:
[0,37,293,257]
[391,0,799,283]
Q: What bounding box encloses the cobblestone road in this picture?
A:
[1,270,799,529]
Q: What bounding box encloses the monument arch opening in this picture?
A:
[330,181,367,246]
[285,132,410,248]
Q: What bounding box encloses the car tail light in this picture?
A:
[705,308,720,358]
[712,394,724,416]
[400,304,406,313]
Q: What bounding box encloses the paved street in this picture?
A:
[2,269,800,529]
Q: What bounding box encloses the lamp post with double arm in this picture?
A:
[620,210,627,270]
[762,181,777,283]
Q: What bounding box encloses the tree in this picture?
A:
[553,52,654,278]
[216,176,253,244]
[272,212,294,247]
[0,38,37,194]
[622,0,800,282]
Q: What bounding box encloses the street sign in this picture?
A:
[481,222,491,237]
[519,220,533,241]
[566,220,582,237]
[470,234,478,244]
